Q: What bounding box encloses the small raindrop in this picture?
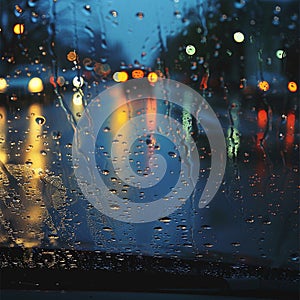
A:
[159,217,171,223]
[289,253,299,262]
[110,10,118,18]
[136,12,144,20]
[168,151,177,158]
[101,169,110,175]
[103,126,110,132]
[40,150,47,156]
[154,226,163,231]
[84,5,91,12]
[231,242,241,247]
[52,131,61,140]
[110,204,120,210]
[201,225,212,230]
[27,0,38,8]
[103,226,113,232]
[31,12,39,23]
[35,116,46,125]
[14,5,23,17]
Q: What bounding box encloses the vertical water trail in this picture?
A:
[49,0,78,134]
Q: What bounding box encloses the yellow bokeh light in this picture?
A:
[118,71,129,82]
[0,78,8,93]
[13,23,25,35]
[28,77,44,93]
[233,31,244,43]
[288,81,297,93]
[258,80,270,92]
[147,72,158,83]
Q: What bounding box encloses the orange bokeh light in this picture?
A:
[258,81,269,92]
[67,51,77,62]
[132,69,144,79]
[288,81,297,93]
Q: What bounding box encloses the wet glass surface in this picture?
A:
[0,0,299,293]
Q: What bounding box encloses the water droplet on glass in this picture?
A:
[101,169,110,175]
[14,5,23,17]
[154,226,163,231]
[110,10,118,18]
[84,5,91,12]
[231,242,241,247]
[40,150,47,156]
[31,12,39,23]
[52,131,61,140]
[136,12,144,20]
[27,0,38,8]
[159,217,171,223]
[103,226,113,232]
[289,253,299,262]
[168,151,177,158]
[110,204,120,210]
[201,225,212,230]
[35,116,46,125]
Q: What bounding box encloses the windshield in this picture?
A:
[0,0,299,298]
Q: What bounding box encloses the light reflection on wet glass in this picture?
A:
[0,0,298,278]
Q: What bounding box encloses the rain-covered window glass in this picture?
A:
[0,0,299,298]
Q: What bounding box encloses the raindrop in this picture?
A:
[201,224,212,230]
[290,13,298,21]
[14,5,23,17]
[174,11,181,18]
[103,226,113,232]
[110,204,120,210]
[52,130,61,140]
[101,169,110,175]
[31,12,39,23]
[234,0,246,9]
[272,16,280,26]
[168,151,177,158]
[110,10,118,18]
[27,0,38,8]
[136,12,144,20]
[25,160,33,166]
[40,150,47,156]
[103,126,110,132]
[154,226,163,231]
[84,5,91,12]
[289,253,299,262]
[35,116,46,125]
[159,217,171,223]
[231,242,241,247]
[245,217,254,223]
